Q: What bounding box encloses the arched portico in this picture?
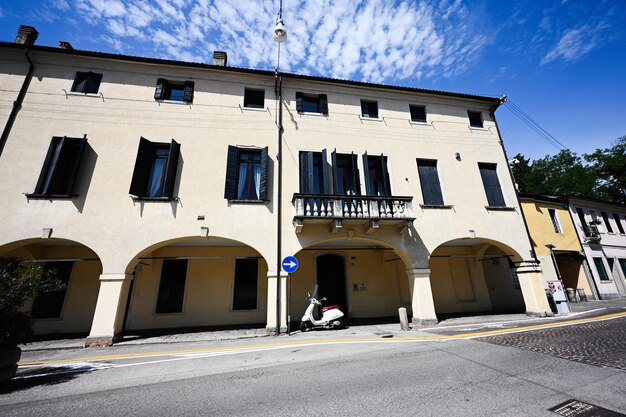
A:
[0,238,102,336]
[429,238,526,317]
[86,236,269,346]
[288,237,416,324]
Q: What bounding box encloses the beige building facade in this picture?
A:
[0,28,551,346]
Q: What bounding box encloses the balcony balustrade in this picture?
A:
[292,193,415,234]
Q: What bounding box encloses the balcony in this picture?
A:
[292,193,415,234]
[583,224,601,243]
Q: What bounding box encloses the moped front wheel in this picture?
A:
[300,322,309,332]
[331,318,344,329]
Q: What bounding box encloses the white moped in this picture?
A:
[300,287,345,332]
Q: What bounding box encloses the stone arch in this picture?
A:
[121,235,270,333]
[289,236,414,322]
[428,237,526,317]
[0,237,103,336]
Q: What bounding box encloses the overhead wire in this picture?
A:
[503,99,567,151]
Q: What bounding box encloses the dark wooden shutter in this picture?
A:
[362,152,373,196]
[295,92,303,113]
[319,94,328,115]
[56,137,87,195]
[351,152,360,194]
[381,154,390,196]
[417,160,444,205]
[259,146,269,201]
[224,145,240,199]
[299,151,312,193]
[478,163,505,207]
[162,139,180,199]
[183,81,194,103]
[129,137,153,197]
[34,137,63,194]
[321,149,329,194]
[154,78,166,100]
[331,149,338,194]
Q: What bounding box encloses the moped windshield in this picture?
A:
[309,284,319,299]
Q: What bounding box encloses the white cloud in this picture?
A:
[53,0,71,11]
[541,25,598,65]
[71,0,492,83]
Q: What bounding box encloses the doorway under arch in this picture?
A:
[316,254,348,316]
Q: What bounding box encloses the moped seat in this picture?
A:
[321,305,339,313]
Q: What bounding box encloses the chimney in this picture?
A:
[15,25,39,46]
[59,41,74,50]
[213,51,227,66]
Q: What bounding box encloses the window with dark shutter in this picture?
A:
[224,146,270,202]
[333,151,360,195]
[417,159,444,205]
[71,72,103,94]
[593,257,610,281]
[409,105,427,122]
[31,136,87,197]
[468,110,483,128]
[478,163,506,207]
[614,213,625,234]
[361,100,378,118]
[154,78,193,102]
[233,258,258,310]
[243,88,265,108]
[364,153,391,197]
[296,92,328,114]
[155,259,187,313]
[31,261,72,319]
[129,137,180,199]
[300,151,328,193]
[601,212,613,233]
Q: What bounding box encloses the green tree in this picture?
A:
[584,136,626,204]
[510,153,532,193]
[0,259,65,348]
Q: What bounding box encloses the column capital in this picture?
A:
[267,271,289,279]
[98,273,133,282]
[406,268,430,277]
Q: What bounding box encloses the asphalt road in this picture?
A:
[1,315,625,417]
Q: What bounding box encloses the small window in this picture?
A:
[224,146,269,201]
[154,78,194,103]
[243,88,265,109]
[31,261,72,319]
[601,212,613,233]
[31,136,87,197]
[548,208,562,233]
[155,259,187,314]
[468,110,483,128]
[233,258,258,310]
[478,163,506,207]
[129,137,180,199]
[593,257,610,281]
[614,214,625,234]
[71,71,102,94]
[296,92,328,114]
[409,105,427,123]
[360,100,378,119]
[417,159,444,205]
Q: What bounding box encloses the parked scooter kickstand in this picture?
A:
[300,285,345,331]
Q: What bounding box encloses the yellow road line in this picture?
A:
[19,311,626,367]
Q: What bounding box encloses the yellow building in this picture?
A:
[0,26,552,346]
[519,194,595,300]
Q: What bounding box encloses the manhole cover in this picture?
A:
[550,399,625,417]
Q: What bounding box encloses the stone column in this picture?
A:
[406,268,438,327]
[516,265,551,316]
[85,273,133,347]
[265,271,288,334]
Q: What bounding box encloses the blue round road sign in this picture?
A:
[282,256,299,273]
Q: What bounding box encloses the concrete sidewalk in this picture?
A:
[19,298,626,352]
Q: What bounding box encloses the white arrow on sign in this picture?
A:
[283,260,297,268]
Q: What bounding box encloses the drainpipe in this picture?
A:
[0,47,34,158]
[489,96,540,266]
[275,70,284,335]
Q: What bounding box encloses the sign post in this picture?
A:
[282,256,298,336]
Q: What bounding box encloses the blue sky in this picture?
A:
[1,0,624,161]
